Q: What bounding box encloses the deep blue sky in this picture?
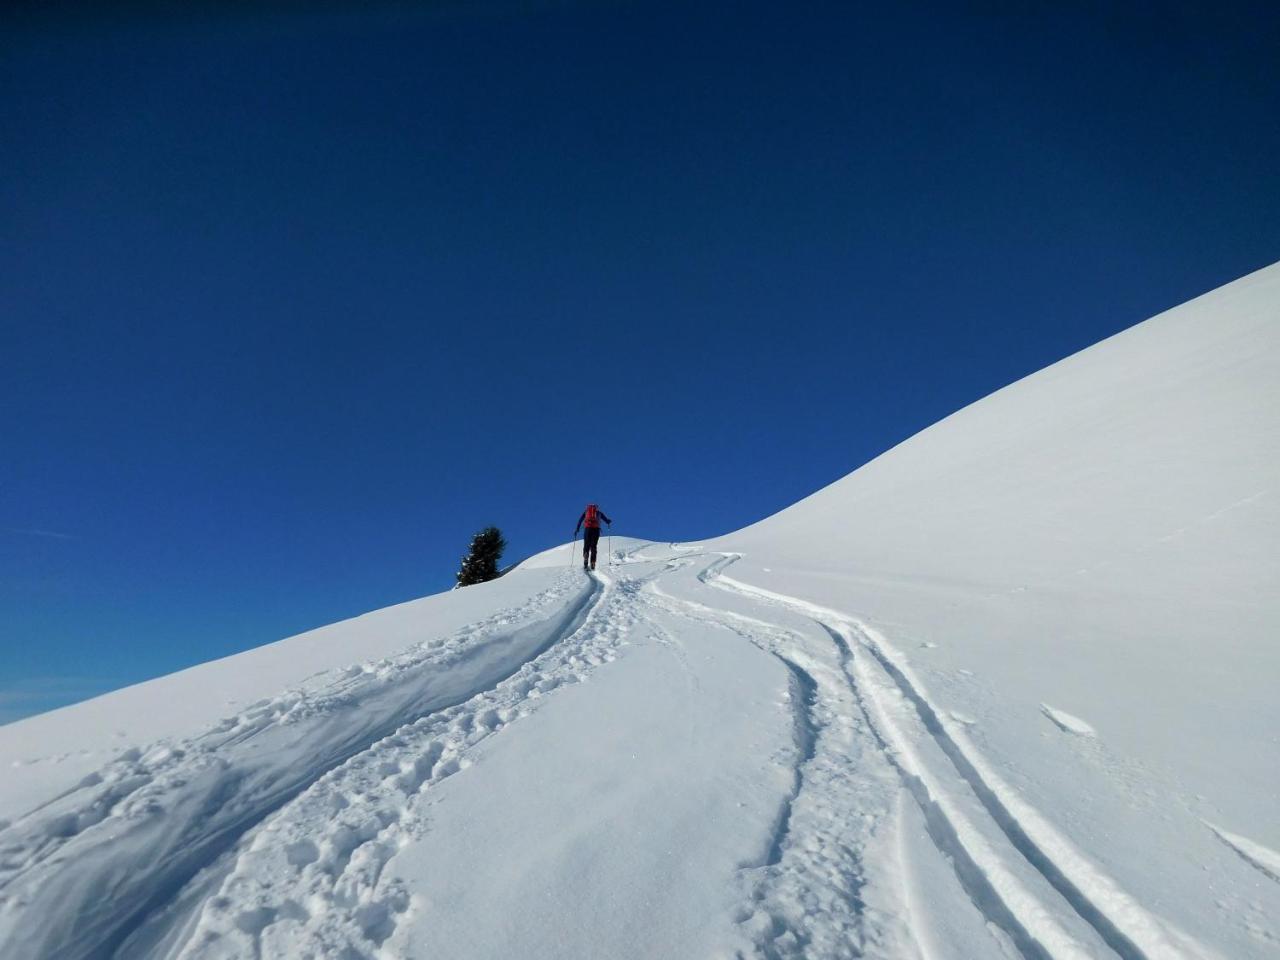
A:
[2,2,1278,721]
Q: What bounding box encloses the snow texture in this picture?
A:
[1,263,1277,958]
[1039,705,1096,737]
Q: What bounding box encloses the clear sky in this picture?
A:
[2,2,1278,722]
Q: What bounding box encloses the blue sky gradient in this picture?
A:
[3,2,1278,721]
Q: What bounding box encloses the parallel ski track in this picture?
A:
[700,553,1216,960]
[0,544,1219,960]
[640,570,892,959]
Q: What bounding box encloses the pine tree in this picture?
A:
[456,526,507,587]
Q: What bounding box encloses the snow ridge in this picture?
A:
[1039,705,1097,738]
[1204,823,1280,885]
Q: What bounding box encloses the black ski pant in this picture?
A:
[583,527,601,567]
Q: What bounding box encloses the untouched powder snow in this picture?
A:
[0,265,1277,959]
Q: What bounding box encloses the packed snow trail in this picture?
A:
[0,572,600,960]
[153,547,913,960]
[158,561,651,959]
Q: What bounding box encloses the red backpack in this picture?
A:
[584,504,599,528]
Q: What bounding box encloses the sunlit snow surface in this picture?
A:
[1,263,1277,959]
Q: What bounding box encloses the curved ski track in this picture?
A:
[0,569,609,960]
[699,556,1220,960]
[0,546,1219,960]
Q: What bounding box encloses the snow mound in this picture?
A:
[1040,704,1096,737]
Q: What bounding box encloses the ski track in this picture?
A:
[0,544,1228,960]
[155,564,654,960]
[703,557,1222,960]
[640,576,904,959]
[0,570,602,960]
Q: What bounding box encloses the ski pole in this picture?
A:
[570,532,577,569]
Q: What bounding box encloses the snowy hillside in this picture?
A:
[1,264,1277,960]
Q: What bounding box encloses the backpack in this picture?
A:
[585,504,599,528]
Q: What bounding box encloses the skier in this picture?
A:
[574,503,612,570]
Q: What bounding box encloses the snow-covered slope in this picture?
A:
[708,260,1280,957]
[0,265,1275,960]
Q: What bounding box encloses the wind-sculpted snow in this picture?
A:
[1040,705,1097,738]
[1205,824,1280,885]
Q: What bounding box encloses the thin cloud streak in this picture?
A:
[4,527,76,541]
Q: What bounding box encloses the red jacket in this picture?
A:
[575,505,612,533]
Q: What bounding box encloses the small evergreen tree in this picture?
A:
[456,526,506,587]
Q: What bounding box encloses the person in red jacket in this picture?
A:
[574,503,612,570]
